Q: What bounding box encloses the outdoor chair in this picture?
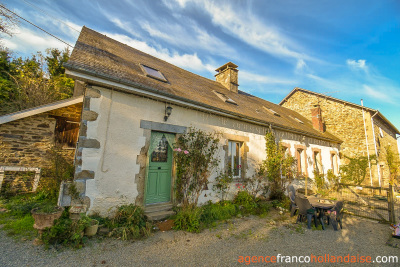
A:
[288,191,298,216]
[287,185,298,216]
[326,201,344,231]
[295,195,318,229]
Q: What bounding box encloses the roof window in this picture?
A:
[140,64,167,82]
[213,90,237,105]
[289,115,304,124]
[263,106,280,116]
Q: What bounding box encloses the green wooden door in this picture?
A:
[145,132,174,204]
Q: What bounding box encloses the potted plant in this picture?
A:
[84,217,99,237]
[31,203,64,232]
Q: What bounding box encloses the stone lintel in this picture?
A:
[140,120,186,134]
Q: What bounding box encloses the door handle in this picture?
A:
[158,167,161,170]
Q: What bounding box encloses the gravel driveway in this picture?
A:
[1,211,399,267]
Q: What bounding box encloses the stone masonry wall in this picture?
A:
[0,103,82,193]
[282,90,399,186]
[281,91,367,158]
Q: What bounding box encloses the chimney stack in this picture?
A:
[311,104,324,132]
[215,62,239,93]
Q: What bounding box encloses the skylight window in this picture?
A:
[262,106,280,116]
[289,115,304,124]
[141,64,167,82]
[213,91,237,105]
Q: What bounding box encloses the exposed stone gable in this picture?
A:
[281,90,399,186]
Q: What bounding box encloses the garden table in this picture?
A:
[307,196,338,230]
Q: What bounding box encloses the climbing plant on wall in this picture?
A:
[174,128,220,207]
[260,130,296,200]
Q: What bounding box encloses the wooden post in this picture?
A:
[0,167,5,192]
[388,185,396,223]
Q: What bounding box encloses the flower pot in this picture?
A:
[31,206,64,231]
[84,219,99,236]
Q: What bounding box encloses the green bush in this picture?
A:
[200,201,238,226]
[234,191,257,214]
[108,204,152,240]
[173,206,202,233]
[41,211,89,248]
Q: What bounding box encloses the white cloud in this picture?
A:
[169,0,314,63]
[240,71,294,85]
[295,59,307,72]
[364,85,394,103]
[346,59,367,71]
[139,19,235,56]
[103,32,215,73]
[2,26,70,55]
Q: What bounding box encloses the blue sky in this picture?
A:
[2,0,400,144]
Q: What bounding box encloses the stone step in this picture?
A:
[146,210,175,221]
[144,203,173,214]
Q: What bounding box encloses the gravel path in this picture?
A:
[1,212,399,267]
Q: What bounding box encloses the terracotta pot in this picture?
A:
[31,206,64,231]
[84,219,99,236]
[156,219,174,231]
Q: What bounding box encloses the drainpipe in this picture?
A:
[361,100,373,186]
[371,111,381,187]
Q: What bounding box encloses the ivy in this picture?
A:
[339,155,375,185]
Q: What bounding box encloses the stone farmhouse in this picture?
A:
[64,27,342,216]
[280,87,400,187]
[0,96,82,193]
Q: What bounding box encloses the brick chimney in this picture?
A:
[311,104,324,132]
[215,62,239,93]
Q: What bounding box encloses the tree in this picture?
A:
[0,48,74,114]
[0,3,18,38]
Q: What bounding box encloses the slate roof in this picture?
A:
[65,26,341,143]
[280,87,400,135]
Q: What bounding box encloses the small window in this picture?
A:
[331,153,338,175]
[213,91,237,105]
[151,135,169,162]
[313,151,322,174]
[228,141,242,177]
[289,115,304,124]
[263,106,280,116]
[296,148,306,175]
[141,64,168,82]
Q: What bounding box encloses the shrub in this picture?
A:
[173,206,202,233]
[327,170,340,191]
[234,191,258,214]
[260,131,296,200]
[213,171,233,201]
[41,211,89,248]
[200,201,238,226]
[174,128,220,207]
[313,170,325,191]
[108,204,152,240]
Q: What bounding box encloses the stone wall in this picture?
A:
[281,90,399,186]
[0,103,82,193]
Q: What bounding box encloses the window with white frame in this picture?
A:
[228,141,242,178]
